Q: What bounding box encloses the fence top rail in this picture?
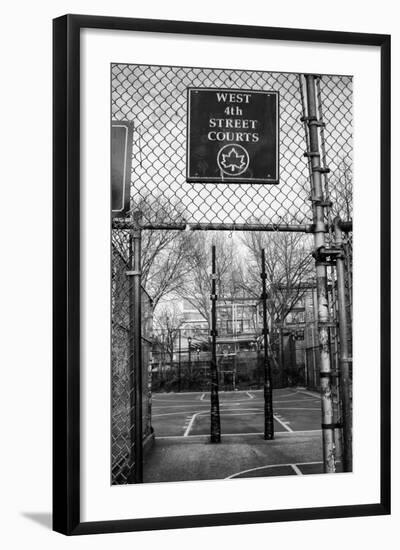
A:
[112,220,352,233]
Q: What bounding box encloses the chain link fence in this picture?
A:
[111,65,353,482]
[151,326,286,393]
[111,232,153,484]
[112,65,352,228]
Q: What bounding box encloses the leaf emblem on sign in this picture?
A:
[220,147,246,172]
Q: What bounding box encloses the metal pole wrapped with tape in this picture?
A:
[334,216,353,472]
[210,245,221,443]
[127,210,143,482]
[261,249,274,440]
[305,75,337,473]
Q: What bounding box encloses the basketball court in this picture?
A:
[143,388,341,483]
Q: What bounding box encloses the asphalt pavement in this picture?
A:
[143,388,340,483]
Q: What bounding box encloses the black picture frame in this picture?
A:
[53,14,391,535]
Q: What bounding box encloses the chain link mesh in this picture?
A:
[112,65,352,227]
[318,75,353,223]
[111,66,353,483]
[111,232,153,484]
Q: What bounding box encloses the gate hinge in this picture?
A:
[126,270,141,276]
[210,294,218,301]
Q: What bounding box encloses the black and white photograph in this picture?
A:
[111,64,354,485]
[0,0,395,545]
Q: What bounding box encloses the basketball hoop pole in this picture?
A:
[210,245,221,443]
[261,249,274,440]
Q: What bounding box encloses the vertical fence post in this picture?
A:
[334,217,353,472]
[210,245,221,443]
[261,249,274,439]
[178,328,181,392]
[305,74,337,473]
[280,327,285,386]
[127,210,143,483]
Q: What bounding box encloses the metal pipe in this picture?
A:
[210,245,221,443]
[188,223,315,232]
[261,249,274,439]
[113,220,352,233]
[188,337,192,380]
[305,74,337,473]
[334,216,353,472]
[127,211,143,483]
[128,230,135,481]
[178,328,181,393]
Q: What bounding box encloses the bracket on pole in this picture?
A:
[318,321,338,329]
[300,116,326,128]
[311,198,333,208]
[320,369,340,378]
[321,422,343,430]
[311,166,331,174]
[313,245,344,265]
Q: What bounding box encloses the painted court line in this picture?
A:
[273,399,318,404]
[273,414,293,432]
[296,390,322,400]
[182,408,273,436]
[153,407,263,418]
[274,407,320,411]
[152,404,211,410]
[153,410,206,418]
[184,412,201,436]
[152,400,206,405]
[226,461,323,479]
[156,429,322,440]
[291,464,304,475]
[153,407,318,418]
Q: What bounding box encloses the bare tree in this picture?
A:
[328,156,353,222]
[178,232,244,327]
[240,231,313,325]
[141,229,195,306]
[112,193,196,307]
[153,302,184,367]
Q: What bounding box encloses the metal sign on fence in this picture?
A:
[187,88,279,184]
[111,120,134,218]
